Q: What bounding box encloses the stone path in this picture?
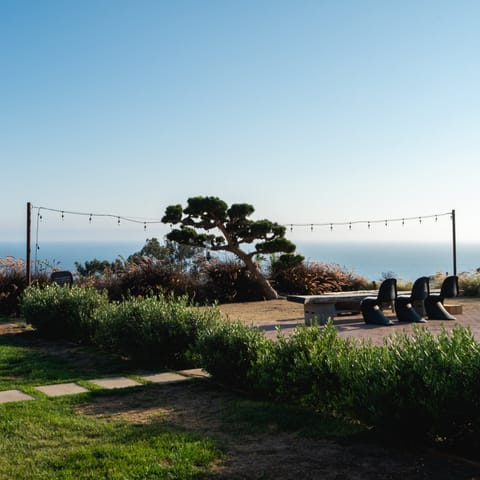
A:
[0,368,210,405]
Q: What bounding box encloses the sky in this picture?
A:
[1,0,479,247]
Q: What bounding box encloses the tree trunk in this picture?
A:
[233,248,279,300]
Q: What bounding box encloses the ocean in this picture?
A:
[0,240,478,282]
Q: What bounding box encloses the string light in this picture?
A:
[284,211,451,232]
[32,205,164,228]
[34,205,452,235]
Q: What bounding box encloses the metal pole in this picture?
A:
[451,209,457,276]
[26,202,32,285]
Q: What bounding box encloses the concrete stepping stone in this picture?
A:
[139,372,189,384]
[177,368,211,379]
[89,377,141,390]
[0,389,34,404]
[35,382,89,397]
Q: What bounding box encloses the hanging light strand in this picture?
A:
[32,205,165,226]
[285,211,451,231]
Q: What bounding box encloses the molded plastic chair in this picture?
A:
[394,276,429,323]
[50,270,73,287]
[360,278,397,326]
[424,275,459,320]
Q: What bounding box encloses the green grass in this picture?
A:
[0,322,369,479]
[0,326,142,390]
[0,397,219,480]
[0,333,221,479]
[221,399,365,439]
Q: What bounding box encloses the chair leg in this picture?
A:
[425,299,456,320]
[361,300,394,326]
[395,298,426,323]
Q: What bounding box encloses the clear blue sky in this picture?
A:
[1,0,479,245]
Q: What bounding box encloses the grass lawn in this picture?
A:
[1,320,479,479]
[0,396,218,479]
[0,321,361,479]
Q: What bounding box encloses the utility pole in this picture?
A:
[451,209,457,276]
[26,202,32,285]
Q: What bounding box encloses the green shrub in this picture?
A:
[198,317,480,450]
[250,321,351,407]
[197,320,270,389]
[21,284,108,342]
[322,325,480,446]
[95,295,221,368]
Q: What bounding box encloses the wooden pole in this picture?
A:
[452,209,457,276]
[26,202,32,285]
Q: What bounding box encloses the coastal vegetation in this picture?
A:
[161,195,303,299]
[12,285,480,458]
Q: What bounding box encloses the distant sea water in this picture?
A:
[0,240,478,282]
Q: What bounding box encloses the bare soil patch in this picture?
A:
[77,381,480,480]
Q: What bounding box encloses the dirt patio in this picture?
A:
[217,297,480,344]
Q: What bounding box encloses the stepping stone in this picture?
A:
[89,377,141,390]
[0,390,34,404]
[177,368,211,379]
[139,372,189,384]
[35,383,89,397]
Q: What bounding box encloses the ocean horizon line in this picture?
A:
[1,239,477,282]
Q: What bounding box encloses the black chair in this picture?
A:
[361,278,397,326]
[424,275,459,320]
[50,270,73,287]
[394,276,429,323]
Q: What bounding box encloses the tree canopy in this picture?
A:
[162,196,300,299]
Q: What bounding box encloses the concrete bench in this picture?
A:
[288,288,452,325]
[288,291,385,325]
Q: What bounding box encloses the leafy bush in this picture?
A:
[0,257,52,317]
[199,318,480,450]
[77,257,200,302]
[271,261,368,295]
[201,259,264,303]
[196,320,269,389]
[0,257,29,317]
[21,284,108,342]
[250,321,351,406]
[373,327,480,443]
[95,295,221,368]
[458,270,480,296]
